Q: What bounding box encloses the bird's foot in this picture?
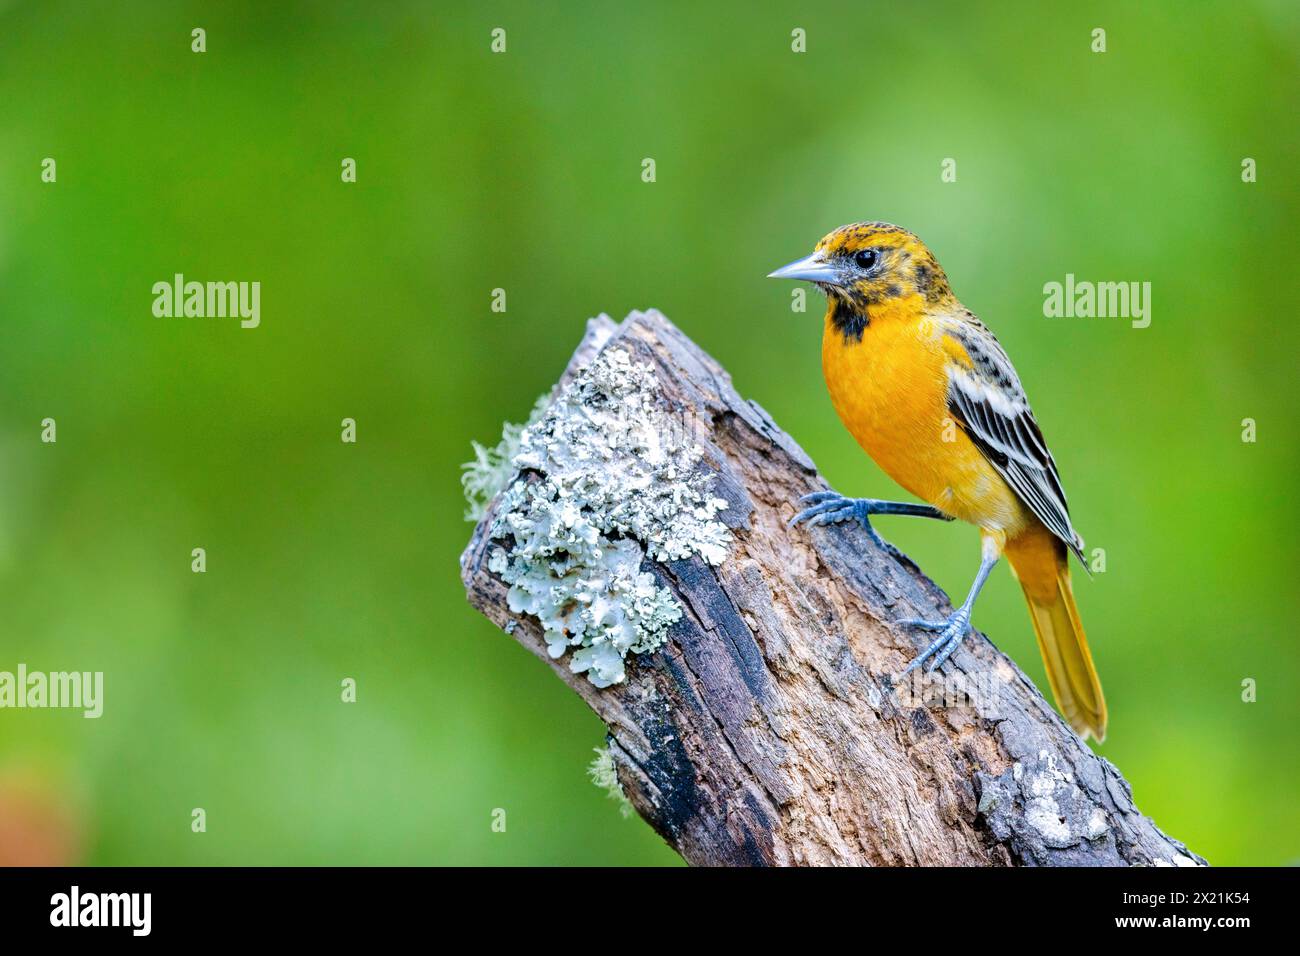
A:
[898,605,973,675]
[789,492,903,557]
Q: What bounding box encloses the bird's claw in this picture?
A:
[789,492,868,527]
[898,607,973,675]
[789,492,901,556]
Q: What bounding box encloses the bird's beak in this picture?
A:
[767,252,839,284]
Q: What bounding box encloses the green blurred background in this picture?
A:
[0,0,1296,866]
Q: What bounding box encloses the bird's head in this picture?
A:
[768,221,952,316]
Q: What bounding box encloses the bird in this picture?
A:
[768,221,1106,741]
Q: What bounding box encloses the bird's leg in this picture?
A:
[899,537,1000,675]
[789,490,952,558]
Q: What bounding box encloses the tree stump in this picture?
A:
[460,309,1204,867]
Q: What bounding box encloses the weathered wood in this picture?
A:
[460,309,1204,867]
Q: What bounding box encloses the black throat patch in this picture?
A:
[829,296,867,343]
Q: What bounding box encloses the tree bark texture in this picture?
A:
[460,309,1204,868]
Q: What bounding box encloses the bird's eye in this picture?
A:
[853,248,880,271]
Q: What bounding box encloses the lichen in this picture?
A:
[1084,807,1109,840]
[588,745,633,818]
[1024,751,1079,846]
[460,395,550,522]
[485,346,730,687]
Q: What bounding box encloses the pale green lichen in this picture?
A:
[588,745,633,818]
[485,346,730,687]
[461,395,549,522]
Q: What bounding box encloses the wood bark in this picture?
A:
[460,309,1204,867]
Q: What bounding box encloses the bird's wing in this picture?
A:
[942,317,1086,565]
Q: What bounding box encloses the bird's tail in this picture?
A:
[1005,528,1107,741]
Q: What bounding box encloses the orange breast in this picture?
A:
[820,304,1029,536]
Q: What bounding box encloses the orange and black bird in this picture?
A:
[769,222,1105,741]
